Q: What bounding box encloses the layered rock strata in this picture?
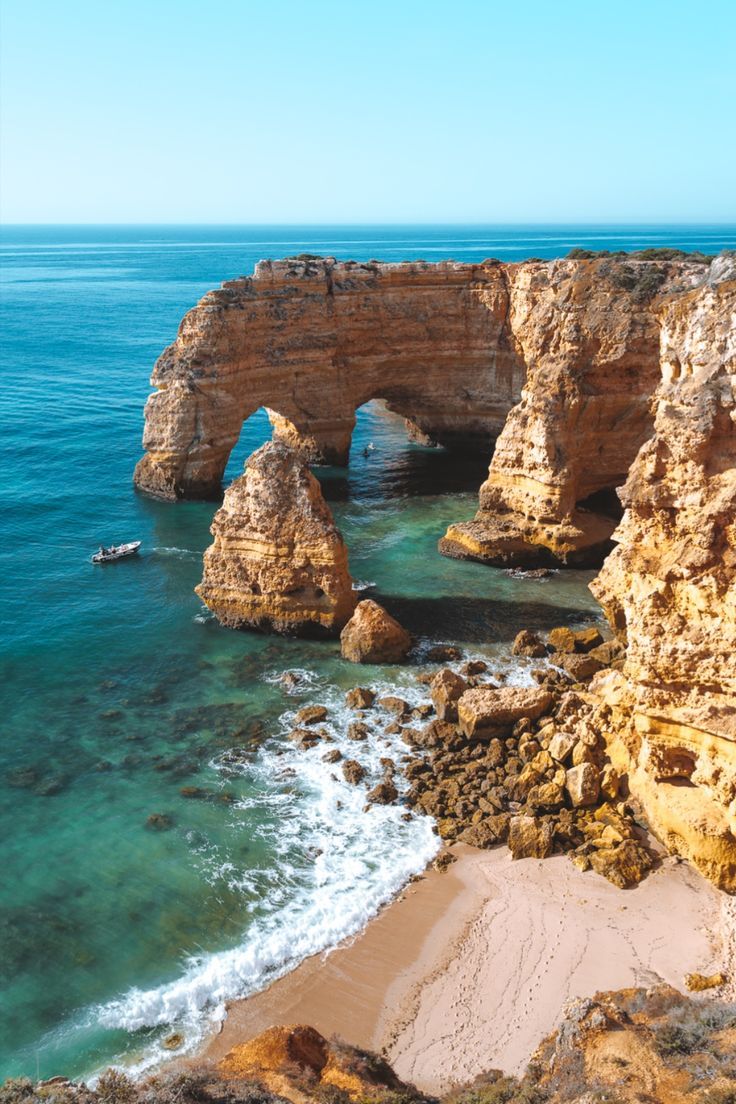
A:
[195,442,356,634]
[590,255,736,889]
[134,257,523,498]
[441,255,710,565]
[135,254,709,504]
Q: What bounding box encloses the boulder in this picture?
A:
[412,719,457,749]
[508,815,555,859]
[345,687,375,709]
[566,762,601,807]
[588,639,624,666]
[530,781,566,809]
[573,626,604,652]
[461,659,489,675]
[347,721,370,741]
[430,668,467,721]
[548,626,577,653]
[366,779,399,805]
[512,630,547,658]
[295,704,328,726]
[340,600,412,664]
[556,653,604,681]
[377,695,411,716]
[600,764,621,801]
[342,759,366,785]
[548,730,577,764]
[588,839,653,888]
[457,686,554,738]
[459,814,511,848]
[289,727,322,750]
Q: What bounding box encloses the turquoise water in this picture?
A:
[1,224,735,1082]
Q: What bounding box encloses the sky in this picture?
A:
[1,0,735,224]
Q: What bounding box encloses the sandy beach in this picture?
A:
[201,844,734,1093]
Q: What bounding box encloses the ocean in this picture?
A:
[1,224,734,1081]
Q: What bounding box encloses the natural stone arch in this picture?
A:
[134,253,714,572]
[134,257,524,499]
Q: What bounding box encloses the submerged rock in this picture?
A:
[196,441,357,635]
[146,813,174,831]
[340,600,412,664]
[426,644,463,662]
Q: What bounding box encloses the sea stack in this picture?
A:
[195,441,357,635]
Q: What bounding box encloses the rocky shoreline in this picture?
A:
[165,249,735,893]
[7,247,733,1101]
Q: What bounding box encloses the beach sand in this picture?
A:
[201,845,734,1094]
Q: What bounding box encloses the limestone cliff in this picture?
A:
[195,442,356,634]
[589,256,736,889]
[441,255,708,565]
[134,258,521,498]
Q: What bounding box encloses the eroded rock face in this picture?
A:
[134,258,522,498]
[195,442,356,635]
[219,1023,406,1102]
[591,256,736,889]
[135,254,712,504]
[441,256,709,566]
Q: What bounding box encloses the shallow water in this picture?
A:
[1,223,734,1081]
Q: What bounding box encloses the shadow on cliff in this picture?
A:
[373,591,594,644]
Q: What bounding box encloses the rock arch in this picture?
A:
[134,257,524,500]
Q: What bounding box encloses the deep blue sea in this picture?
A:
[1,224,734,1082]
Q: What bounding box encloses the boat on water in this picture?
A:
[91,541,141,564]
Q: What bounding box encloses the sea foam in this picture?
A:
[94,671,441,1073]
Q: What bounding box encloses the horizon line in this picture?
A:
[2,220,736,228]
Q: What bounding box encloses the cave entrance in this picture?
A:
[220,398,490,506]
[575,486,625,523]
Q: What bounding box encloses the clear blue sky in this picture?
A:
[1,0,734,223]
